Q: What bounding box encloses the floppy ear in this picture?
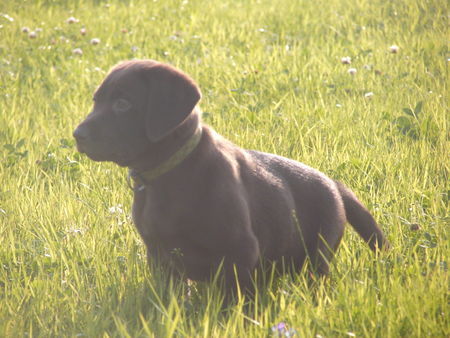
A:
[144,63,201,142]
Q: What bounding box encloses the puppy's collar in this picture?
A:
[127,126,202,190]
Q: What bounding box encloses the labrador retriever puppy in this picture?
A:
[73,59,389,296]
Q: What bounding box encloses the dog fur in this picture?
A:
[73,60,389,295]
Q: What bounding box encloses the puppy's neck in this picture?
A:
[128,109,202,174]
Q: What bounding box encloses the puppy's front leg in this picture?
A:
[222,235,260,299]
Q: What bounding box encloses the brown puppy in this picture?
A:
[73,60,389,295]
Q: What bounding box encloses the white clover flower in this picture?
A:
[341,56,351,64]
[72,48,83,55]
[90,38,100,45]
[66,16,79,24]
[389,45,399,53]
[348,68,357,75]
[109,205,123,214]
[364,92,374,99]
[28,31,37,39]
[22,26,30,33]
[80,27,87,35]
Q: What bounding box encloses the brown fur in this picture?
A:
[74,59,389,295]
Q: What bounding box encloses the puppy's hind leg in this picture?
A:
[312,231,344,276]
[293,211,345,277]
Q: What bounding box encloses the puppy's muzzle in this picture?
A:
[73,125,90,153]
[73,125,89,142]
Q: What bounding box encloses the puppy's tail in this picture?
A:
[334,180,390,251]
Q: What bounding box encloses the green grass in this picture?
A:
[0,0,448,336]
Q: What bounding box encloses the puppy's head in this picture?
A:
[73,60,201,166]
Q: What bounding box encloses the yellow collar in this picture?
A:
[128,126,202,190]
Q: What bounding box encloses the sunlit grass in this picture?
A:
[0,0,448,336]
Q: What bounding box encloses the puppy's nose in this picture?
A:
[73,126,89,142]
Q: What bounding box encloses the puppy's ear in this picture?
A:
[144,63,201,142]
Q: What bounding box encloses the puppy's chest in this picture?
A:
[132,191,218,279]
[132,191,192,245]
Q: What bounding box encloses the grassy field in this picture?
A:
[0,0,448,336]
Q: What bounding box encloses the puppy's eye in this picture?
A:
[112,98,132,114]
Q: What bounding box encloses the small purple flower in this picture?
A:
[276,322,286,331]
[271,322,297,337]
